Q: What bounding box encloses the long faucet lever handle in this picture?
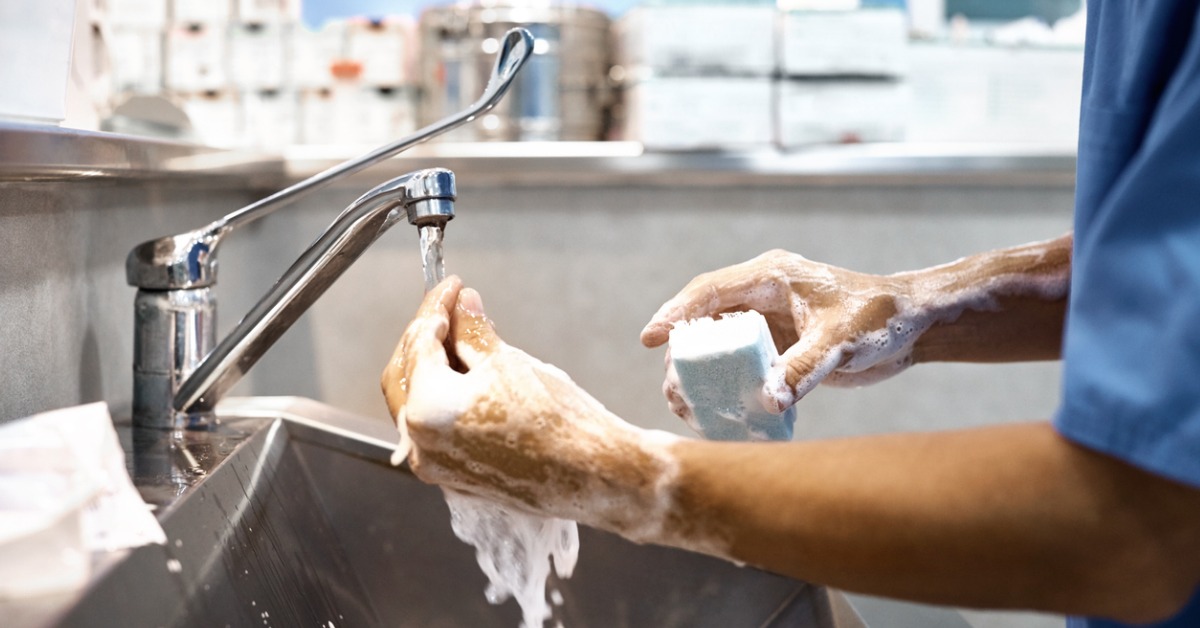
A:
[126,27,535,291]
[217,27,533,234]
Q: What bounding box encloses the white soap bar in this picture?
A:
[668,312,796,441]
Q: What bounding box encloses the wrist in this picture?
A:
[894,236,1071,364]
[552,420,685,542]
[567,427,741,562]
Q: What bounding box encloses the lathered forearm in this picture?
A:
[901,234,1072,364]
[635,422,1200,624]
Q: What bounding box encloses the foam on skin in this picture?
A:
[391,299,739,624]
[736,240,1070,412]
[388,237,1072,622]
[404,342,707,549]
[398,344,739,571]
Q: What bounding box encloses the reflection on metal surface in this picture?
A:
[419,4,613,141]
[0,118,1073,188]
[0,121,283,183]
[285,141,1077,188]
[7,397,866,628]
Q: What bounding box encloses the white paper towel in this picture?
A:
[0,402,165,599]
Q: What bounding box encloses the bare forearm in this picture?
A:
[644,422,1200,623]
[913,294,1066,362]
[902,234,1072,364]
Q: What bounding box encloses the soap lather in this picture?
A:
[668,311,797,442]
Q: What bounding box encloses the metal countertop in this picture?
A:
[0,122,1075,188]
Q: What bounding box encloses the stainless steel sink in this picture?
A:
[18,397,864,628]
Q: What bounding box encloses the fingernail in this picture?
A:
[460,288,485,315]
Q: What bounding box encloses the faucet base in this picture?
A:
[132,287,216,430]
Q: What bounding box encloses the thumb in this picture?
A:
[450,287,504,368]
[762,334,844,413]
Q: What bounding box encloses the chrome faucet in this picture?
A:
[126,28,534,430]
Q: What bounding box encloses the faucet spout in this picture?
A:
[171,169,456,423]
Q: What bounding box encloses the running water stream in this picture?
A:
[419,224,446,291]
[413,223,579,628]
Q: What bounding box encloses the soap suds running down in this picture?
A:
[393,407,580,628]
[443,489,578,628]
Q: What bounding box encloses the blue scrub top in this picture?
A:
[1055,1,1200,626]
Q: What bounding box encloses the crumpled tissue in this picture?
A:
[0,402,166,599]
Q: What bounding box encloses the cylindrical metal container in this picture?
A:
[419,2,612,141]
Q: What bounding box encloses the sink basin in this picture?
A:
[17,397,864,628]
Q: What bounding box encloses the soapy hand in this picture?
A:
[382,277,677,539]
[642,250,923,414]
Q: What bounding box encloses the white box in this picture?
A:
[355,86,417,142]
[904,43,1083,147]
[776,79,907,147]
[109,27,163,94]
[291,22,346,89]
[778,0,859,9]
[241,88,296,148]
[172,0,232,25]
[298,85,416,145]
[166,23,227,92]
[617,6,776,76]
[0,0,76,122]
[345,17,416,87]
[229,22,288,89]
[237,0,300,23]
[781,9,908,77]
[181,89,242,147]
[623,77,773,150]
[108,0,168,28]
[299,87,335,144]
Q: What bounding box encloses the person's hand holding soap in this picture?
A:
[641,238,1071,416]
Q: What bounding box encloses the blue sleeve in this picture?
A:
[1054,2,1200,490]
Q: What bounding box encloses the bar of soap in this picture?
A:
[668,311,796,441]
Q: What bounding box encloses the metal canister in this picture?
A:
[419,2,612,141]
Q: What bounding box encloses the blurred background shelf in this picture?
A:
[284,140,1076,187]
[0,122,1074,188]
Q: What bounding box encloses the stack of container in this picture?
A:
[103,0,420,149]
[616,1,777,150]
[615,0,910,150]
[775,0,910,147]
[298,18,419,145]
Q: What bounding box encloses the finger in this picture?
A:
[762,331,844,413]
[450,287,504,368]
[403,276,463,380]
[419,275,464,323]
[824,351,913,388]
[381,276,462,419]
[640,259,786,348]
